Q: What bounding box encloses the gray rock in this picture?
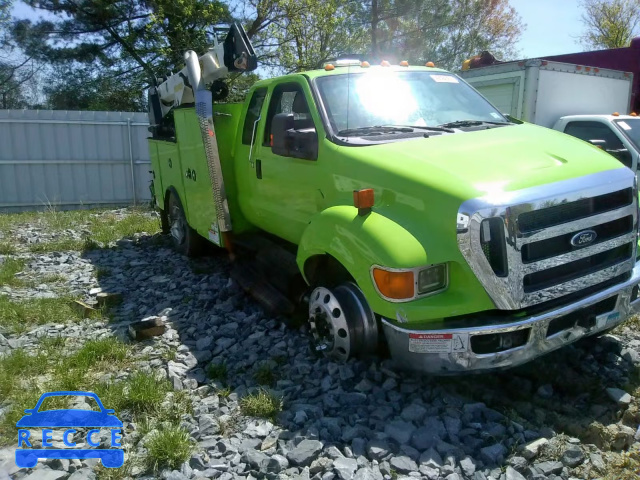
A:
[561,446,584,468]
[242,448,269,468]
[401,403,427,423]
[287,439,324,466]
[389,455,418,474]
[263,454,289,473]
[589,453,605,471]
[411,425,440,450]
[536,384,553,398]
[507,456,528,472]
[385,420,415,445]
[353,467,383,480]
[505,466,526,480]
[480,443,507,465]
[23,470,71,480]
[334,456,358,480]
[418,448,443,469]
[534,461,563,475]
[68,470,97,480]
[606,387,632,405]
[459,456,476,476]
[521,438,548,460]
[367,439,390,461]
[166,471,189,480]
[196,336,213,350]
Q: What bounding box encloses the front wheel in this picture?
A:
[308,282,379,362]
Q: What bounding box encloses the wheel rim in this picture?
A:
[308,286,352,362]
[169,204,186,245]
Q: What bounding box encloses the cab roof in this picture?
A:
[251,65,452,89]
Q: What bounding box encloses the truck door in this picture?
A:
[563,120,637,170]
[248,81,322,244]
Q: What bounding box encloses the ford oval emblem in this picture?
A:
[570,229,597,248]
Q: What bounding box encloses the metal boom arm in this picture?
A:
[148,22,257,128]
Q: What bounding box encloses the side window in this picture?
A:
[242,88,267,145]
[564,121,624,150]
[264,84,314,145]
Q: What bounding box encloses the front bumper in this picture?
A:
[382,264,640,374]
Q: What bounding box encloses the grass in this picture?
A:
[145,425,194,472]
[1,207,160,254]
[0,242,16,255]
[0,258,26,286]
[28,238,85,253]
[602,447,640,479]
[96,267,111,280]
[217,387,232,399]
[240,389,282,420]
[254,363,276,386]
[94,372,171,416]
[69,337,130,370]
[0,295,84,334]
[207,362,228,381]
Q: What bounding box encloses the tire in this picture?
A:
[308,282,379,362]
[167,193,203,257]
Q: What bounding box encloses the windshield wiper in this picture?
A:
[337,126,413,137]
[438,120,511,128]
[388,124,455,133]
[337,125,454,137]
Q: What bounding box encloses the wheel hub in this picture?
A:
[169,206,186,245]
[308,287,353,362]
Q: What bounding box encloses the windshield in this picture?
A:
[315,70,507,135]
[614,118,640,150]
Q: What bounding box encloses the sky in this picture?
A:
[11,0,588,59]
[511,0,584,57]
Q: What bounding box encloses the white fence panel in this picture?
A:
[0,109,152,212]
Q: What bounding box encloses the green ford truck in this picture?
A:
[147,25,640,373]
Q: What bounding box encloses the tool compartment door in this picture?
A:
[174,108,221,244]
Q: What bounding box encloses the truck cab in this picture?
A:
[553,114,640,170]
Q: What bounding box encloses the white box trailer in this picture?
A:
[458,59,633,128]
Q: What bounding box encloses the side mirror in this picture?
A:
[608,148,633,168]
[271,113,318,160]
[588,139,607,149]
[272,113,294,156]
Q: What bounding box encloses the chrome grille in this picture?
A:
[457,169,638,310]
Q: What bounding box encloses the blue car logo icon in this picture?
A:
[15,391,124,468]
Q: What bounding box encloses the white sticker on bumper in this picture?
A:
[408,333,469,354]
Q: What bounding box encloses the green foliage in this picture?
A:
[145,425,194,472]
[240,389,282,419]
[207,362,228,381]
[580,0,640,49]
[13,0,230,110]
[0,295,84,334]
[0,257,25,286]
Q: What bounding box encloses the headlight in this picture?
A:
[417,264,448,295]
[372,263,448,301]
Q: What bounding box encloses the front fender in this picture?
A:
[297,206,428,312]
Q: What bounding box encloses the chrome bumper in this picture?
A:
[382,264,640,374]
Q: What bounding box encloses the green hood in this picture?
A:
[341,123,624,202]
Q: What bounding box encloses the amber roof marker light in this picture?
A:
[426,61,435,67]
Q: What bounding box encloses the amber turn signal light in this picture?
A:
[353,189,374,216]
[372,268,415,300]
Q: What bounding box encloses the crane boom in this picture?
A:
[148,22,257,130]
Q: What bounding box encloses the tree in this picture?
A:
[1,0,39,108]
[580,0,640,49]
[363,0,523,70]
[258,0,368,73]
[239,0,523,74]
[12,0,231,110]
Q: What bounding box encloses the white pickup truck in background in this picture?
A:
[459,59,639,170]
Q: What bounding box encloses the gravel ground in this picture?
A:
[1,208,640,479]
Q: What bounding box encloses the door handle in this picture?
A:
[256,159,262,179]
